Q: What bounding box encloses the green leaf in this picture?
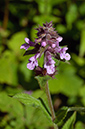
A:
[62,112,76,129]
[56,24,67,34]
[25,105,53,128]
[33,15,61,25]
[19,59,32,82]
[14,93,42,107]
[49,63,83,97]
[76,20,85,31]
[79,85,85,105]
[38,97,51,116]
[35,75,51,89]
[72,54,85,66]
[36,0,68,7]
[0,51,18,85]
[66,4,78,29]
[0,91,25,128]
[32,89,51,115]
[79,29,85,57]
[54,106,85,124]
[14,93,52,122]
[54,107,68,124]
[0,92,24,116]
[8,31,27,58]
[36,0,52,14]
[0,29,10,38]
[79,3,85,16]
[75,121,85,129]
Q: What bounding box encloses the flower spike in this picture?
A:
[20,21,71,77]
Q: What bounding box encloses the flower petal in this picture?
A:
[41,41,46,47]
[20,43,30,50]
[57,36,63,42]
[46,65,55,74]
[64,53,71,60]
[27,62,35,70]
[25,38,30,43]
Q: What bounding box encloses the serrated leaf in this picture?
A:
[25,106,53,128]
[0,92,25,128]
[62,112,76,129]
[14,93,41,107]
[54,107,68,124]
[38,97,51,116]
[0,92,24,116]
[32,89,51,115]
[35,76,51,89]
[14,93,52,122]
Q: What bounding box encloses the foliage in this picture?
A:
[0,0,85,128]
[62,112,76,129]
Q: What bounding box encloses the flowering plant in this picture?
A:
[13,22,85,129]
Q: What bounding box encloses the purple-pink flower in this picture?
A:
[44,51,56,74]
[44,64,55,74]
[41,41,46,47]
[20,21,71,77]
[20,38,34,50]
[59,47,71,60]
[27,53,40,70]
[57,36,63,42]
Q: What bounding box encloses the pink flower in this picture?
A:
[44,51,56,74]
[60,47,71,60]
[27,53,40,70]
[41,41,46,47]
[20,22,71,77]
[20,38,34,50]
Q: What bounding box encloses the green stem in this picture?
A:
[45,82,58,129]
[45,82,55,120]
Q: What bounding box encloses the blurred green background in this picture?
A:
[0,0,85,129]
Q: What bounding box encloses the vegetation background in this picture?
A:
[0,0,85,129]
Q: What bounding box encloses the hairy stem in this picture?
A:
[45,82,58,129]
[45,81,55,121]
